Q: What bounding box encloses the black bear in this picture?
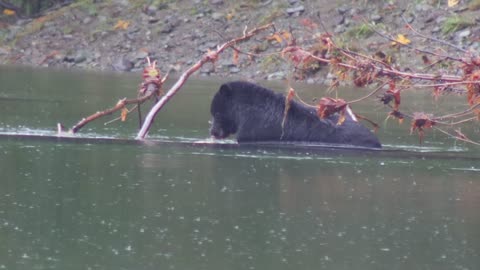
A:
[210,81,381,148]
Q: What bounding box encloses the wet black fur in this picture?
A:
[210,81,381,148]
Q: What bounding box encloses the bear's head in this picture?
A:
[210,84,237,139]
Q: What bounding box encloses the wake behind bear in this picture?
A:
[210,81,381,148]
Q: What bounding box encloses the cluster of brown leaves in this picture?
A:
[377,81,408,130]
[281,46,312,68]
[279,32,331,79]
[278,20,480,144]
[410,112,436,143]
[352,61,377,87]
[462,58,480,119]
[138,57,163,97]
[317,98,348,125]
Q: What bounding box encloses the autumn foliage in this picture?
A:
[266,18,479,145]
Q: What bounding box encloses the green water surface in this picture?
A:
[1,66,479,270]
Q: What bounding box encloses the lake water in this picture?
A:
[1,66,479,270]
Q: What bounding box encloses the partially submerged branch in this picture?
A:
[70,92,154,133]
[61,57,166,134]
[136,23,274,139]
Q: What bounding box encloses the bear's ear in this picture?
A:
[218,83,233,98]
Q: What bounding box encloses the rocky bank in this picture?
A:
[0,0,479,82]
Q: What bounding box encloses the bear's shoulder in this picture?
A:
[219,81,285,103]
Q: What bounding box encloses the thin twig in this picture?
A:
[443,116,477,126]
[349,81,389,104]
[435,102,480,120]
[303,48,464,82]
[328,39,393,70]
[293,92,316,108]
[367,21,465,63]
[396,81,478,88]
[70,91,156,133]
[401,15,468,54]
[232,46,282,58]
[421,57,448,71]
[434,126,480,146]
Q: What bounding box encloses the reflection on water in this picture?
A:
[0,67,480,270]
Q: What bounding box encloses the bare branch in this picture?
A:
[70,91,156,133]
[136,23,274,139]
[434,127,480,146]
[349,81,389,104]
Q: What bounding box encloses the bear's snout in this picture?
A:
[209,120,226,139]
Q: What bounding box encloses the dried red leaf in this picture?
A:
[379,92,394,105]
[466,71,480,107]
[232,49,239,66]
[283,87,295,119]
[352,61,377,87]
[121,107,128,122]
[205,49,218,62]
[337,111,346,125]
[318,33,333,46]
[410,112,436,144]
[421,55,430,65]
[139,57,163,97]
[433,85,443,100]
[267,33,284,44]
[379,85,401,110]
[461,57,480,76]
[286,87,295,102]
[353,72,366,87]
[386,82,401,110]
[316,97,347,122]
[281,87,296,137]
[472,57,480,66]
[388,110,405,124]
[281,46,310,67]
